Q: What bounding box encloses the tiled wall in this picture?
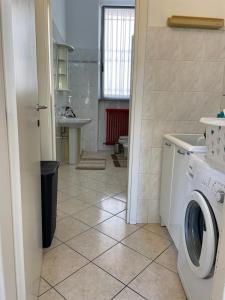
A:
[68,49,99,152]
[137,27,225,223]
[53,21,68,161]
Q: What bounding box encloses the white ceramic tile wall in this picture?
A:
[137,27,225,223]
[68,49,99,152]
[53,22,69,161]
[98,100,130,150]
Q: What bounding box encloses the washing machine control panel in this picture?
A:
[201,176,225,204]
[215,190,225,204]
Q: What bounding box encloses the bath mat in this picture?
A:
[81,152,106,160]
[111,154,127,168]
[76,159,106,170]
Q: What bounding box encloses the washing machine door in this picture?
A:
[184,191,218,279]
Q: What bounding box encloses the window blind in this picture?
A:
[102,7,135,99]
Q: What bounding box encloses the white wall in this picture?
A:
[149,0,225,26]
[66,0,99,49]
[100,0,135,6]
[52,0,66,41]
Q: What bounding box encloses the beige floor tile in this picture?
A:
[104,185,124,197]
[155,244,178,273]
[57,191,71,203]
[74,190,109,205]
[58,180,73,191]
[43,238,62,254]
[60,185,85,198]
[129,262,186,300]
[143,224,171,240]
[57,209,67,220]
[79,178,108,193]
[72,206,113,226]
[114,192,127,202]
[42,244,88,286]
[116,210,127,220]
[114,287,145,299]
[95,216,139,241]
[39,278,51,296]
[39,289,64,300]
[56,263,124,300]
[55,217,89,242]
[66,228,117,260]
[122,229,171,260]
[94,243,150,284]
[96,198,126,214]
[57,198,91,215]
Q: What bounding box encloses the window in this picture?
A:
[101,6,135,99]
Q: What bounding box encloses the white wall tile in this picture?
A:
[200,62,225,93]
[137,26,225,223]
[136,198,149,223]
[151,148,162,174]
[147,199,160,223]
[68,52,99,152]
[138,173,161,201]
[151,121,177,147]
[179,29,205,61]
[204,31,225,61]
[140,119,153,151]
[145,60,178,92]
[146,27,181,61]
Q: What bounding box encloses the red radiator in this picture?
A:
[105,109,129,145]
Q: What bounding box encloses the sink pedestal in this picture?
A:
[69,128,79,165]
[57,117,91,165]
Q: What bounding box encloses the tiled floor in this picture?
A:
[39,152,186,300]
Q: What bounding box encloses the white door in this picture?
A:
[1,0,43,299]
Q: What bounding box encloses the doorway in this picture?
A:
[52,0,135,225]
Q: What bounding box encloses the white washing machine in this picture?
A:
[178,154,225,300]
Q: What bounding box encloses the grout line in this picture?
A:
[38,277,52,297]
[52,288,67,300]
[92,205,126,215]
[44,163,181,299]
[53,260,91,288]
[111,286,147,300]
[54,226,92,244]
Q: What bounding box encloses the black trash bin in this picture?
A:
[41,161,60,248]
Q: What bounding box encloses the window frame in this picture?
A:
[100,5,135,101]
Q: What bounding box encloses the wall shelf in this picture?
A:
[54,43,74,91]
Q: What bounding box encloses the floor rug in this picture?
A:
[76,159,106,170]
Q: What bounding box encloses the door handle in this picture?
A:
[165,142,172,147]
[36,104,48,111]
[177,149,185,155]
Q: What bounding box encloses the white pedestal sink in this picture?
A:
[58,117,92,165]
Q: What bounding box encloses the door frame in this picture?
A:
[0,0,27,299]
[35,0,56,161]
[127,0,149,224]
